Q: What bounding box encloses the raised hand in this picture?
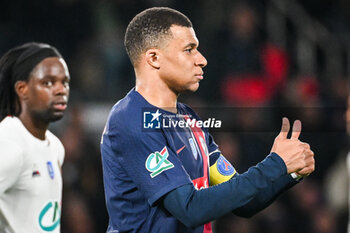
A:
[271,118,315,176]
[295,142,315,176]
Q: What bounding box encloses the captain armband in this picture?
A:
[209,155,237,186]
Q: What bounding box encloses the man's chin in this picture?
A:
[49,112,65,122]
[173,83,200,96]
[183,83,200,93]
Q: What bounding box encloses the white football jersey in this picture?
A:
[0,116,64,233]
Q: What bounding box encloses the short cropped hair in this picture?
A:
[124,7,192,66]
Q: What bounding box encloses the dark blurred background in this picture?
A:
[1,0,349,232]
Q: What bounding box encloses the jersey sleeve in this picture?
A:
[0,140,24,194]
[102,110,192,206]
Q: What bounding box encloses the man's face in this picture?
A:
[25,57,70,123]
[158,25,207,94]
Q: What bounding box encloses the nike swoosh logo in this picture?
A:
[176,145,186,154]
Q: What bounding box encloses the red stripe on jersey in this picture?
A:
[184,115,212,233]
[184,115,209,187]
[204,223,212,233]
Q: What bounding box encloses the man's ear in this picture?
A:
[15,81,28,100]
[145,49,161,69]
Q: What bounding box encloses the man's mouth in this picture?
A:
[195,73,204,80]
[52,102,67,111]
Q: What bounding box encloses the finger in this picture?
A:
[296,171,310,177]
[297,167,311,176]
[306,149,314,157]
[301,142,310,150]
[303,147,314,157]
[297,157,315,176]
[291,120,302,140]
[297,165,314,176]
[277,117,290,139]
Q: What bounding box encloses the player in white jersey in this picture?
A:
[0,42,70,233]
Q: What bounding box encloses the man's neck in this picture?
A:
[18,113,48,140]
[135,71,178,113]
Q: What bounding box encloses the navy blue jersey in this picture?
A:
[101,89,221,233]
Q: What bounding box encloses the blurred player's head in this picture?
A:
[0,42,70,122]
[124,7,192,66]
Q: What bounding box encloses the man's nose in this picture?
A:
[54,82,69,95]
[196,51,207,68]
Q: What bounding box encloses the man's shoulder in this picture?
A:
[0,116,22,139]
[110,94,137,118]
[105,90,145,135]
[109,92,141,121]
[0,117,25,154]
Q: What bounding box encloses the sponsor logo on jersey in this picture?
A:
[143,110,161,129]
[46,161,54,179]
[145,147,174,178]
[38,200,60,231]
[217,156,235,176]
[176,145,186,154]
[32,164,40,177]
[32,170,41,177]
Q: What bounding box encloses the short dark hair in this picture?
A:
[124,7,192,66]
[0,42,62,121]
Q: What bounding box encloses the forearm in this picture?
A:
[162,153,288,227]
[233,173,298,217]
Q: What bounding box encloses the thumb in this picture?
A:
[277,117,290,139]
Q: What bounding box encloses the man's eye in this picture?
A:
[44,81,53,86]
[185,48,192,53]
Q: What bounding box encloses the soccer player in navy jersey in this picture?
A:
[100,7,315,233]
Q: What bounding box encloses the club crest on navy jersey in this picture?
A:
[217,156,235,176]
[188,138,198,160]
